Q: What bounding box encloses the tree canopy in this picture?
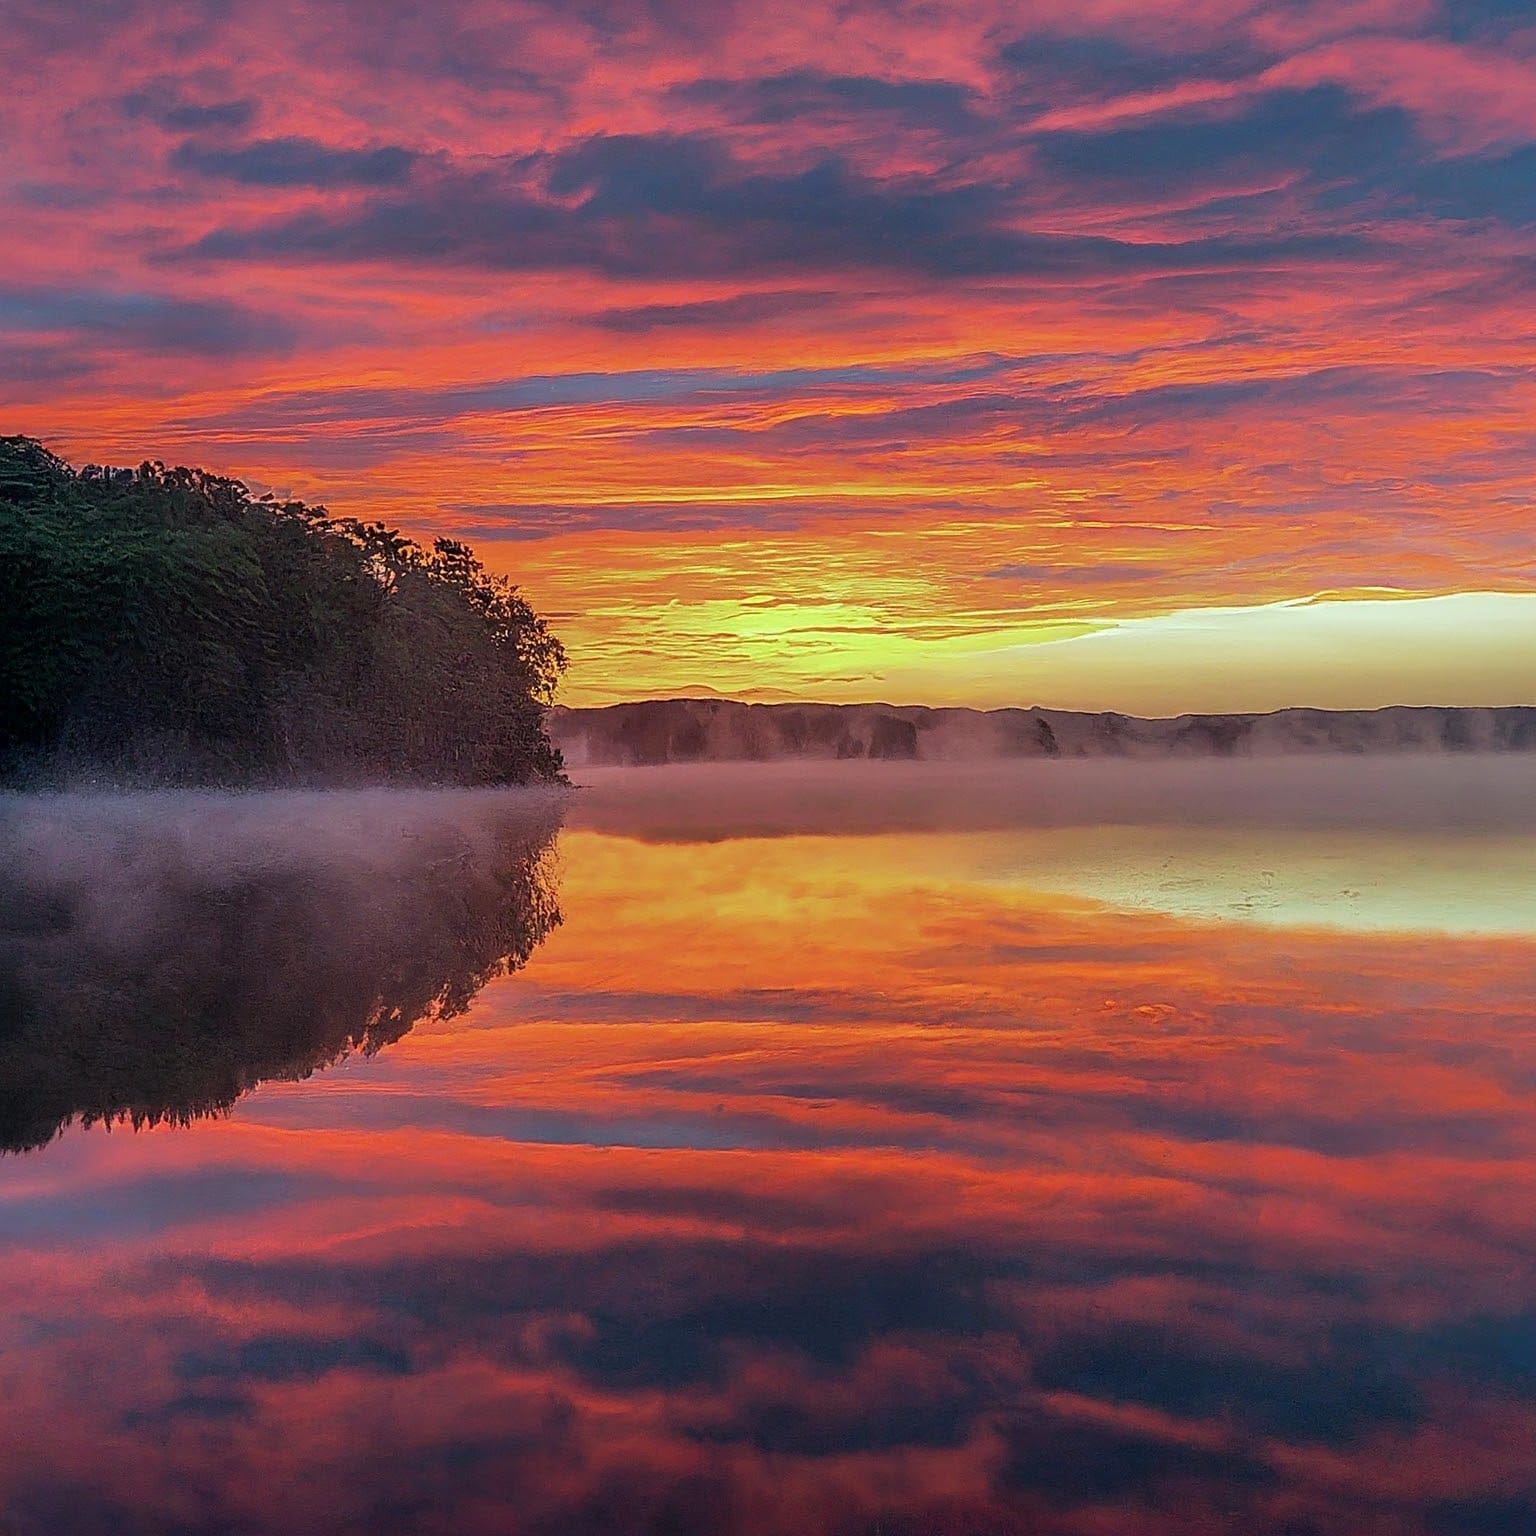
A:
[0,436,566,784]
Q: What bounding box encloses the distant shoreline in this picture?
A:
[551,699,1536,766]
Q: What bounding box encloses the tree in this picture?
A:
[0,437,567,785]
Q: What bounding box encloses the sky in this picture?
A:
[4,0,1535,712]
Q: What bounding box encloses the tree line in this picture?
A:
[0,436,566,785]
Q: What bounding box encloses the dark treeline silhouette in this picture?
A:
[0,436,566,785]
[0,789,565,1153]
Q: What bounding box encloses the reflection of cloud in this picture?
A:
[3,799,1536,1529]
[973,822,1536,935]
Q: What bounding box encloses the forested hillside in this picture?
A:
[0,437,565,785]
[552,698,1536,765]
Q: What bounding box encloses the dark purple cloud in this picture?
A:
[172,136,418,188]
[121,88,258,132]
[672,70,984,132]
[176,130,1367,279]
[589,291,841,332]
[0,285,298,358]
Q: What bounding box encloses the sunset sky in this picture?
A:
[5,0,1535,711]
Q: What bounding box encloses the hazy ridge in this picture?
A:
[552,699,1536,766]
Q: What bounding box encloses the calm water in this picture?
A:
[2,760,1535,1536]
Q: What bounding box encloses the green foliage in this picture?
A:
[0,437,567,784]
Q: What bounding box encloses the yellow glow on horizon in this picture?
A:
[543,589,1536,713]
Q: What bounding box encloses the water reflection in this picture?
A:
[1,764,1534,1535]
[0,789,564,1151]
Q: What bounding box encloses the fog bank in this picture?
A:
[553,699,1536,767]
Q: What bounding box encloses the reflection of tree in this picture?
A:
[0,792,565,1152]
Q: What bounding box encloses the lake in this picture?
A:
[2,759,1535,1535]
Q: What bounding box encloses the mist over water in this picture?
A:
[0,788,566,1151]
[570,754,1536,837]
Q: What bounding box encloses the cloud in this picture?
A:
[589,291,840,332]
[0,345,102,388]
[998,31,1263,102]
[1070,364,1518,427]
[1435,0,1536,42]
[984,561,1168,583]
[171,135,417,187]
[444,501,805,540]
[1410,145,1536,225]
[178,131,1364,279]
[1031,83,1415,203]
[1263,35,1536,153]
[0,285,297,358]
[121,87,257,132]
[174,355,1016,432]
[672,69,984,132]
